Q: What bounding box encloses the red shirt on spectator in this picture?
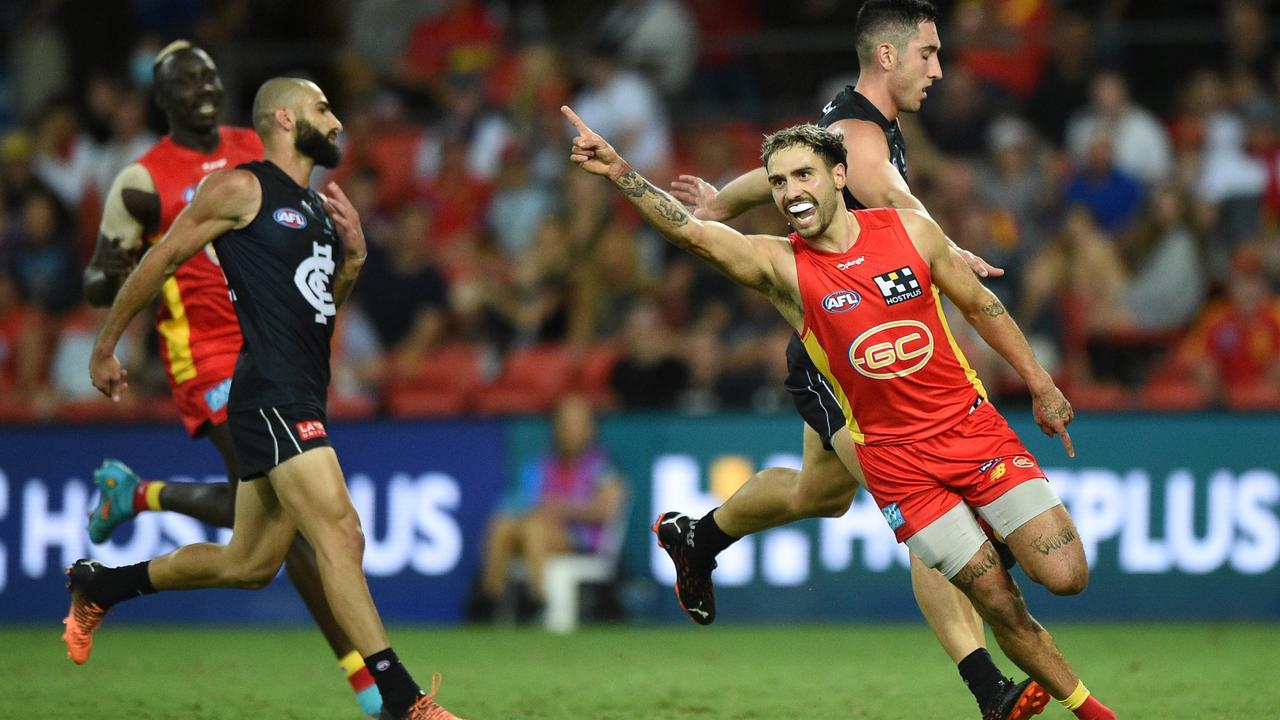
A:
[1180,297,1280,385]
[401,0,504,82]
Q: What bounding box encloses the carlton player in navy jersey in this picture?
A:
[76,77,463,720]
[659,3,1058,720]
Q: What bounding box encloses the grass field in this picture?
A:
[4,622,1276,719]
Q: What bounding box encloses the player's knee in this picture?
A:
[794,486,854,518]
[1041,565,1089,596]
[228,558,283,589]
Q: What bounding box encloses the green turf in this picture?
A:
[4,622,1276,719]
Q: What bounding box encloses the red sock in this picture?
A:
[132,481,153,514]
[1073,696,1117,720]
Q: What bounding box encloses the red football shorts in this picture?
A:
[854,400,1046,542]
[171,372,233,437]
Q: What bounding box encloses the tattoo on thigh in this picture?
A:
[952,546,1001,588]
[1032,527,1079,556]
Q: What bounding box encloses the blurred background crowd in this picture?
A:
[1,0,1279,424]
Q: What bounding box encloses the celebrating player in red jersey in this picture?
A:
[564,110,1118,720]
[79,41,381,717]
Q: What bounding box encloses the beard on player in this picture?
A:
[295,118,342,168]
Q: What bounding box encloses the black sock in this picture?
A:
[958,648,1006,709]
[365,647,421,716]
[691,508,738,566]
[90,562,157,609]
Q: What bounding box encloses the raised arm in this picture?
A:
[84,163,158,307]
[901,210,1073,457]
[669,167,771,222]
[90,169,261,400]
[562,106,801,328]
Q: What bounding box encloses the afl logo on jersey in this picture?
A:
[848,319,934,380]
[822,290,862,313]
[274,208,308,229]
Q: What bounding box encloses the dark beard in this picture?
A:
[295,119,341,168]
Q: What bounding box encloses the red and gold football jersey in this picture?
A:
[794,208,987,445]
[136,126,262,387]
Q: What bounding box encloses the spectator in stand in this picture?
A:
[357,202,450,382]
[977,114,1057,273]
[1121,186,1209,333]
[918,66,991,160]
[593,0,699,97]
[1066,71,1173,187]
[4,188,79,316]
[1178,244,1280,402]
[29,100,98,210]
[91,85,157,198]
[472,394,625,620]
[608,299,688,409]
[1063,133,1144,233]
[949,0,1050,100]
[396,0,507,110]
[687,0,765,121]
[1026,11,1095,148]
[0,271,47,410]
[486,141,558,260]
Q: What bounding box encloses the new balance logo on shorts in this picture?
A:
[873,266,922,305]
[296,420,327,440]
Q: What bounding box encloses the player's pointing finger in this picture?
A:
[561,105,591,135]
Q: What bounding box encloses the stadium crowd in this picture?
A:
[1,0,1279,423]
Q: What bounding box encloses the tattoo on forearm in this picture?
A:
[615,170,647,198]
[951,545,1001,588]
[614,171,690,227]
[981,300,1006,318]
[1032,527,1078,556]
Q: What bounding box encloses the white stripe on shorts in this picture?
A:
[272,407,303,454]
[258,408,279,465]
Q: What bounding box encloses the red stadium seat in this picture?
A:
[472,344,577,416]
[573,342,621,408]
[1224,380,1280,411]
[386,387,472,418]
[1140,378,1210,411]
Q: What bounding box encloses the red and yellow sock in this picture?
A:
[340,649,377,697]
[1059,681,1116,719]
[131,481,166,514]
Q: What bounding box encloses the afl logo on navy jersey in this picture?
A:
[822,290,862,313]
[274,208,308,229]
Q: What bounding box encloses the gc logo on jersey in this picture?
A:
[848,319,934,379]
[873,266,922,305]
[822,289,862,313]
[273,208,308,229]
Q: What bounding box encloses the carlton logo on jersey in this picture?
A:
[273,207,308,229]
[848,319,935,379]
[295,241,336,324]
[822,289,862,313]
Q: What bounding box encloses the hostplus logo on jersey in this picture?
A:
[822,289,861,313]
[274,207,308,229]
[873,266,922,305]
[295,241,336,324]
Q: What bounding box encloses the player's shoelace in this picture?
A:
[405,673,461,720]
[62,597,105,663]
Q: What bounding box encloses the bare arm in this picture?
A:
[836,119,1003,278]
[320,181,367,309]
[90,169,261,400]
[84,163,156,307]
[669,167,771,222]
[562,106,803,329]
[902,210,1074,456]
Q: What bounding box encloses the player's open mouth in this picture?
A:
[196,102,217,117]
[788,201,817,226]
